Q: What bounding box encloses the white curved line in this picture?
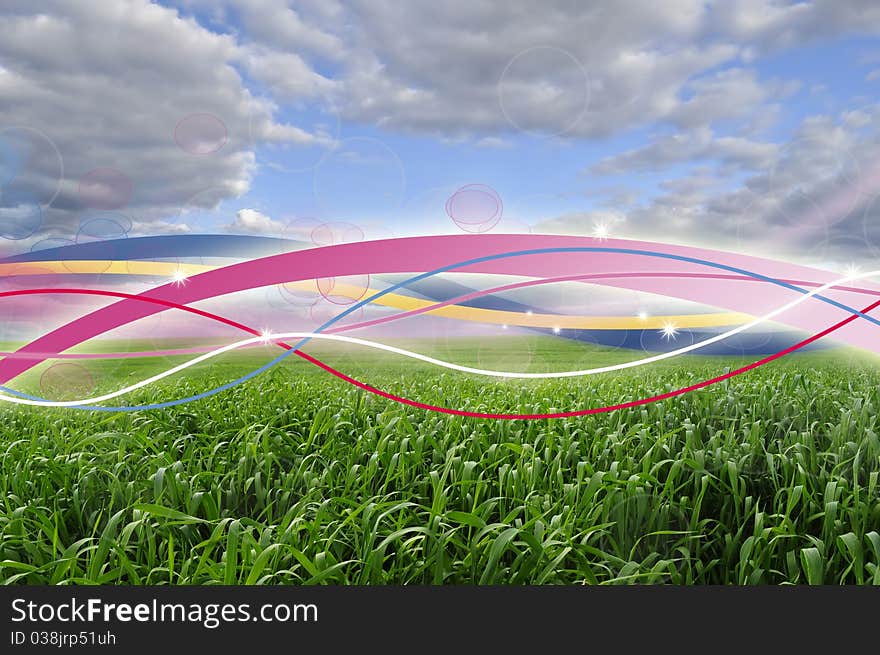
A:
[2,269,878,407]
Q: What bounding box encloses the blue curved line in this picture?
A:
[2,245,875,412]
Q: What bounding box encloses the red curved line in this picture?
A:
[0,287,875,419]
[342,271,880,333]
[0,287,289,348]
[298,297,880,419]
[3,233,873,385]
[4,269,876,360]
[0,345,268,360]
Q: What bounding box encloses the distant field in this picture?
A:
[1,336,879,584]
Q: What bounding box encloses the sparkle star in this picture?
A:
[592,221,610,240]
[660,321,679,341]
[170,268,188,286]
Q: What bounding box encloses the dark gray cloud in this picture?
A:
[221,0,878,140]
[3,0,879,261]
[0,0,328,242]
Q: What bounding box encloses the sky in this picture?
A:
[1,0,880,269]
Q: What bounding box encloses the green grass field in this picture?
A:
[1,336,879,584]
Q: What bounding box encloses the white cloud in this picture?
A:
[590,127,777,175]
[226,0,345,59]
[0,0,328,238]
[236,46,339,100]
[208,0,878,140]
[842,109,872,128]
[226,208,285,234]
[4,0,879,262]
[669,68,798,128]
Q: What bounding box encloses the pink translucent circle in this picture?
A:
[316,277,335,296]
[282,217,323,244]
[174,113,228,155]
[316,274,371,305]
[78,168,133,210]
[445,184,503,233]
[40,362,95,401]
[278,279,320,306]
[311,222,365,247]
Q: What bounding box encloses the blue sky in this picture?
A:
[162,5,880,259]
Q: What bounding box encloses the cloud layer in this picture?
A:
[2,0,880,266]
[0,0,326,241]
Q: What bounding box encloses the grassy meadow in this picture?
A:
[1,336,879,584]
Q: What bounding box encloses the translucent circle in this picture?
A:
[64,220,128,275]
[31,236,74,254]
[77,215,131,241]
[310,221,365,247]
[317,274,371,305]
[26,241,73,287]
[709,325,775,356]
[174,112,228,155]
[278,279,321,307]
[40,362,95,401]
[0,126,64,208]
[78,212,132,235]
[283,216,323,243]
[498,46,591,138]
[78,168,133,210]
[316,277,335,298]
[313,137,405,219]
[0,135,23,187]
[0,189,42,239]
[267,284,315,313]
[445,184,503,233]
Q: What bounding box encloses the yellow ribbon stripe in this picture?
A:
[0,260,753,330]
